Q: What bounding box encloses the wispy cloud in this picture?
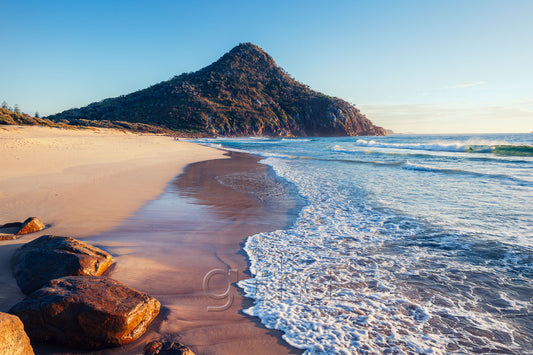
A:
[446,81,486,89]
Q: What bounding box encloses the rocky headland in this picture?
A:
[46,43,386,137]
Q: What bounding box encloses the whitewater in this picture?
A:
[194,134,533,354]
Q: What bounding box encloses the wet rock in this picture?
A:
[144,340,195,355]
[16,217,46,235]
[9,276,161,349]
[12,235,113,294]
[0,312,34,355]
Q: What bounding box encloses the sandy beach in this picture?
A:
[0,126,224,237]
[80,152,303,355]
[0,125,301,354]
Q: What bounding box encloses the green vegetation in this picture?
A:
[0,106,171,134]
[47,43,386,137]
[0,107,60,126]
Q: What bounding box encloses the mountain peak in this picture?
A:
[47,43,386,137]
[230,42,268,56]
[211,42,277,72]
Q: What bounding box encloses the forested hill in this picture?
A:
[46,43,386,137]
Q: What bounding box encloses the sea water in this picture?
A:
[194,134,533,354]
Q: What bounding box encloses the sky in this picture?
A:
[1,0,532,134]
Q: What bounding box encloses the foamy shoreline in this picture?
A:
[0,125,302,355]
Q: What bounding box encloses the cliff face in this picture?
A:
[47,43,386,137]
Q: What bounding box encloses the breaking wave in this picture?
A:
[343,139,533,157]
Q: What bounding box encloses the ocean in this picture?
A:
[194,134,533,354]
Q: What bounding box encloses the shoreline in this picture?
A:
[0,126,303,354]
[0,125,226,237]
[76,151,303,355]
[0,125,224,311]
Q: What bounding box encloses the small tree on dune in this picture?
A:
[35,112,40,118]
[1,101,7,109]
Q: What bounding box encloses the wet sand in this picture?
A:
[32,152,304,354]
[0,125,223,321]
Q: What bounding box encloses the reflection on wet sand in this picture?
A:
[34,151,303,355]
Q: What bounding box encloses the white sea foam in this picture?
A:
[281,138,312,142]
[206,143,223,149]
[193,135,533,353]
[239,156,531,354]
[334,138,514,154]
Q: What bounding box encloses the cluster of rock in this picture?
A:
[3,235,170,352]
[144,340,195,355]
[0,217,46,240]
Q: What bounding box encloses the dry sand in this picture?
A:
[0,126,224,237]
[0,125,302,354]
[0,125,223,310]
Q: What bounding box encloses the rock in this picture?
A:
[0,233,22,241]
[12,235,113,294]
[0,222,24,240]
[9,276,161,349]
[144,340,195,355]
[16,217,46,235]
[0,312,34,355]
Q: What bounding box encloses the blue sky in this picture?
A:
[1,0,532,133]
